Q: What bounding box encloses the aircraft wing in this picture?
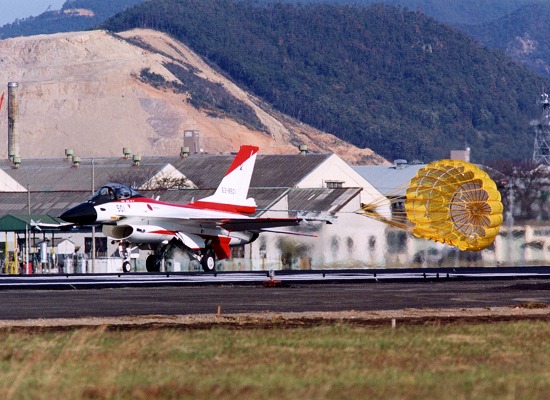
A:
[131,215,332,233]
[220,217,302,232]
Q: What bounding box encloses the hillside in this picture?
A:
[102,0,548,163]
[0,29,385,164]
[460,3,550,78]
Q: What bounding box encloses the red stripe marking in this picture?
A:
[120,197,255,215]
[189,200,256,214]
[225,145,259,175]
[150,230,176,235]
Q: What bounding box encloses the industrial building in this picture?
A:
[0,149,392,273]
[0,149,547,273]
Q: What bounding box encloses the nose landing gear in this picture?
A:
[117,241,136,273]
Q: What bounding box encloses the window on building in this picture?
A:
[346,236,354,252]
[368,236,376,252]
[325,180,344,189]
[85,237,108,257]
[231,245,245,259]
[259,237,267,259]
[386,231,407,254]
[331,236,340,258]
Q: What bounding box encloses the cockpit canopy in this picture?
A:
[89,183,142,204]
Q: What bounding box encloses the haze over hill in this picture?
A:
[290,0,541,25]
[0,0,66,26]
[0,0,146,39]
[0,29,385,164]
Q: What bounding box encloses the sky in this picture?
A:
[0,0,66,26]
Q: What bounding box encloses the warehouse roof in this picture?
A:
[0,153,333,192]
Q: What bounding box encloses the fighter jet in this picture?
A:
[60,145,332,272]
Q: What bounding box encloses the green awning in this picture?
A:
[0,214,65,232]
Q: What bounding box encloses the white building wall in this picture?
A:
[308,200,387,268]
[297,154,391,217]
[0,170,26,192]
[226,194,388,270]
[15,221,550,273]
[57,239,76,254]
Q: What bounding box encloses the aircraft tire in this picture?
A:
[201,250,216,272]
[122,261,131,273]
[146,255,160,272]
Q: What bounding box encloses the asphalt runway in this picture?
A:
[0,278,549,320]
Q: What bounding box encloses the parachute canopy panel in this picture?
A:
[405,160,503,252]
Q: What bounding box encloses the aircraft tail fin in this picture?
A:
[194,145,259,213]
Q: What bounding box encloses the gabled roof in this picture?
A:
[253,154,332,188]
[166,153,332,189]
[0,153,332,192]
[0,191,90,216]
[0,157,173,192]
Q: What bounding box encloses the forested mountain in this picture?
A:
[460,3,550,78]
[99,0,545,163]
[0,0,145,39]
[279,0,540,25]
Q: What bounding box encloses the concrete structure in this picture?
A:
[450,148,471,162]
[183,130,201,154]
[7,82,19,161]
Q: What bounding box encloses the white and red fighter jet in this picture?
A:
[60,145,332,272]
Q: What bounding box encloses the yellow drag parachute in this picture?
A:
[359,159,504,252]
[405,160,503,251]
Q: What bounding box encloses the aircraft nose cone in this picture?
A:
[60,203,97,225]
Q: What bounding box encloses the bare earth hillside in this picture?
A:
[0,29,387,164]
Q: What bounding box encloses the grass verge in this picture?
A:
[0,320,549,399]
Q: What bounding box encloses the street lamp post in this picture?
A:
[91,158,96,273]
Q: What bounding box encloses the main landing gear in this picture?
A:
[145,247,217,272]
[200,249,216,272]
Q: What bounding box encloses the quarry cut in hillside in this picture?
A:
[0,29,387,165]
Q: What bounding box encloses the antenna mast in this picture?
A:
[533,92,550,165]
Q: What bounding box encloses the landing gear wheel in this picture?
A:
[122,261,131,273]
[146,254,160,272]
[200,250,216,272]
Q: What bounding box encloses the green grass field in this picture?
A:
[0,321,549,399]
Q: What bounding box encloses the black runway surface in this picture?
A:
[0,278,549,320]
